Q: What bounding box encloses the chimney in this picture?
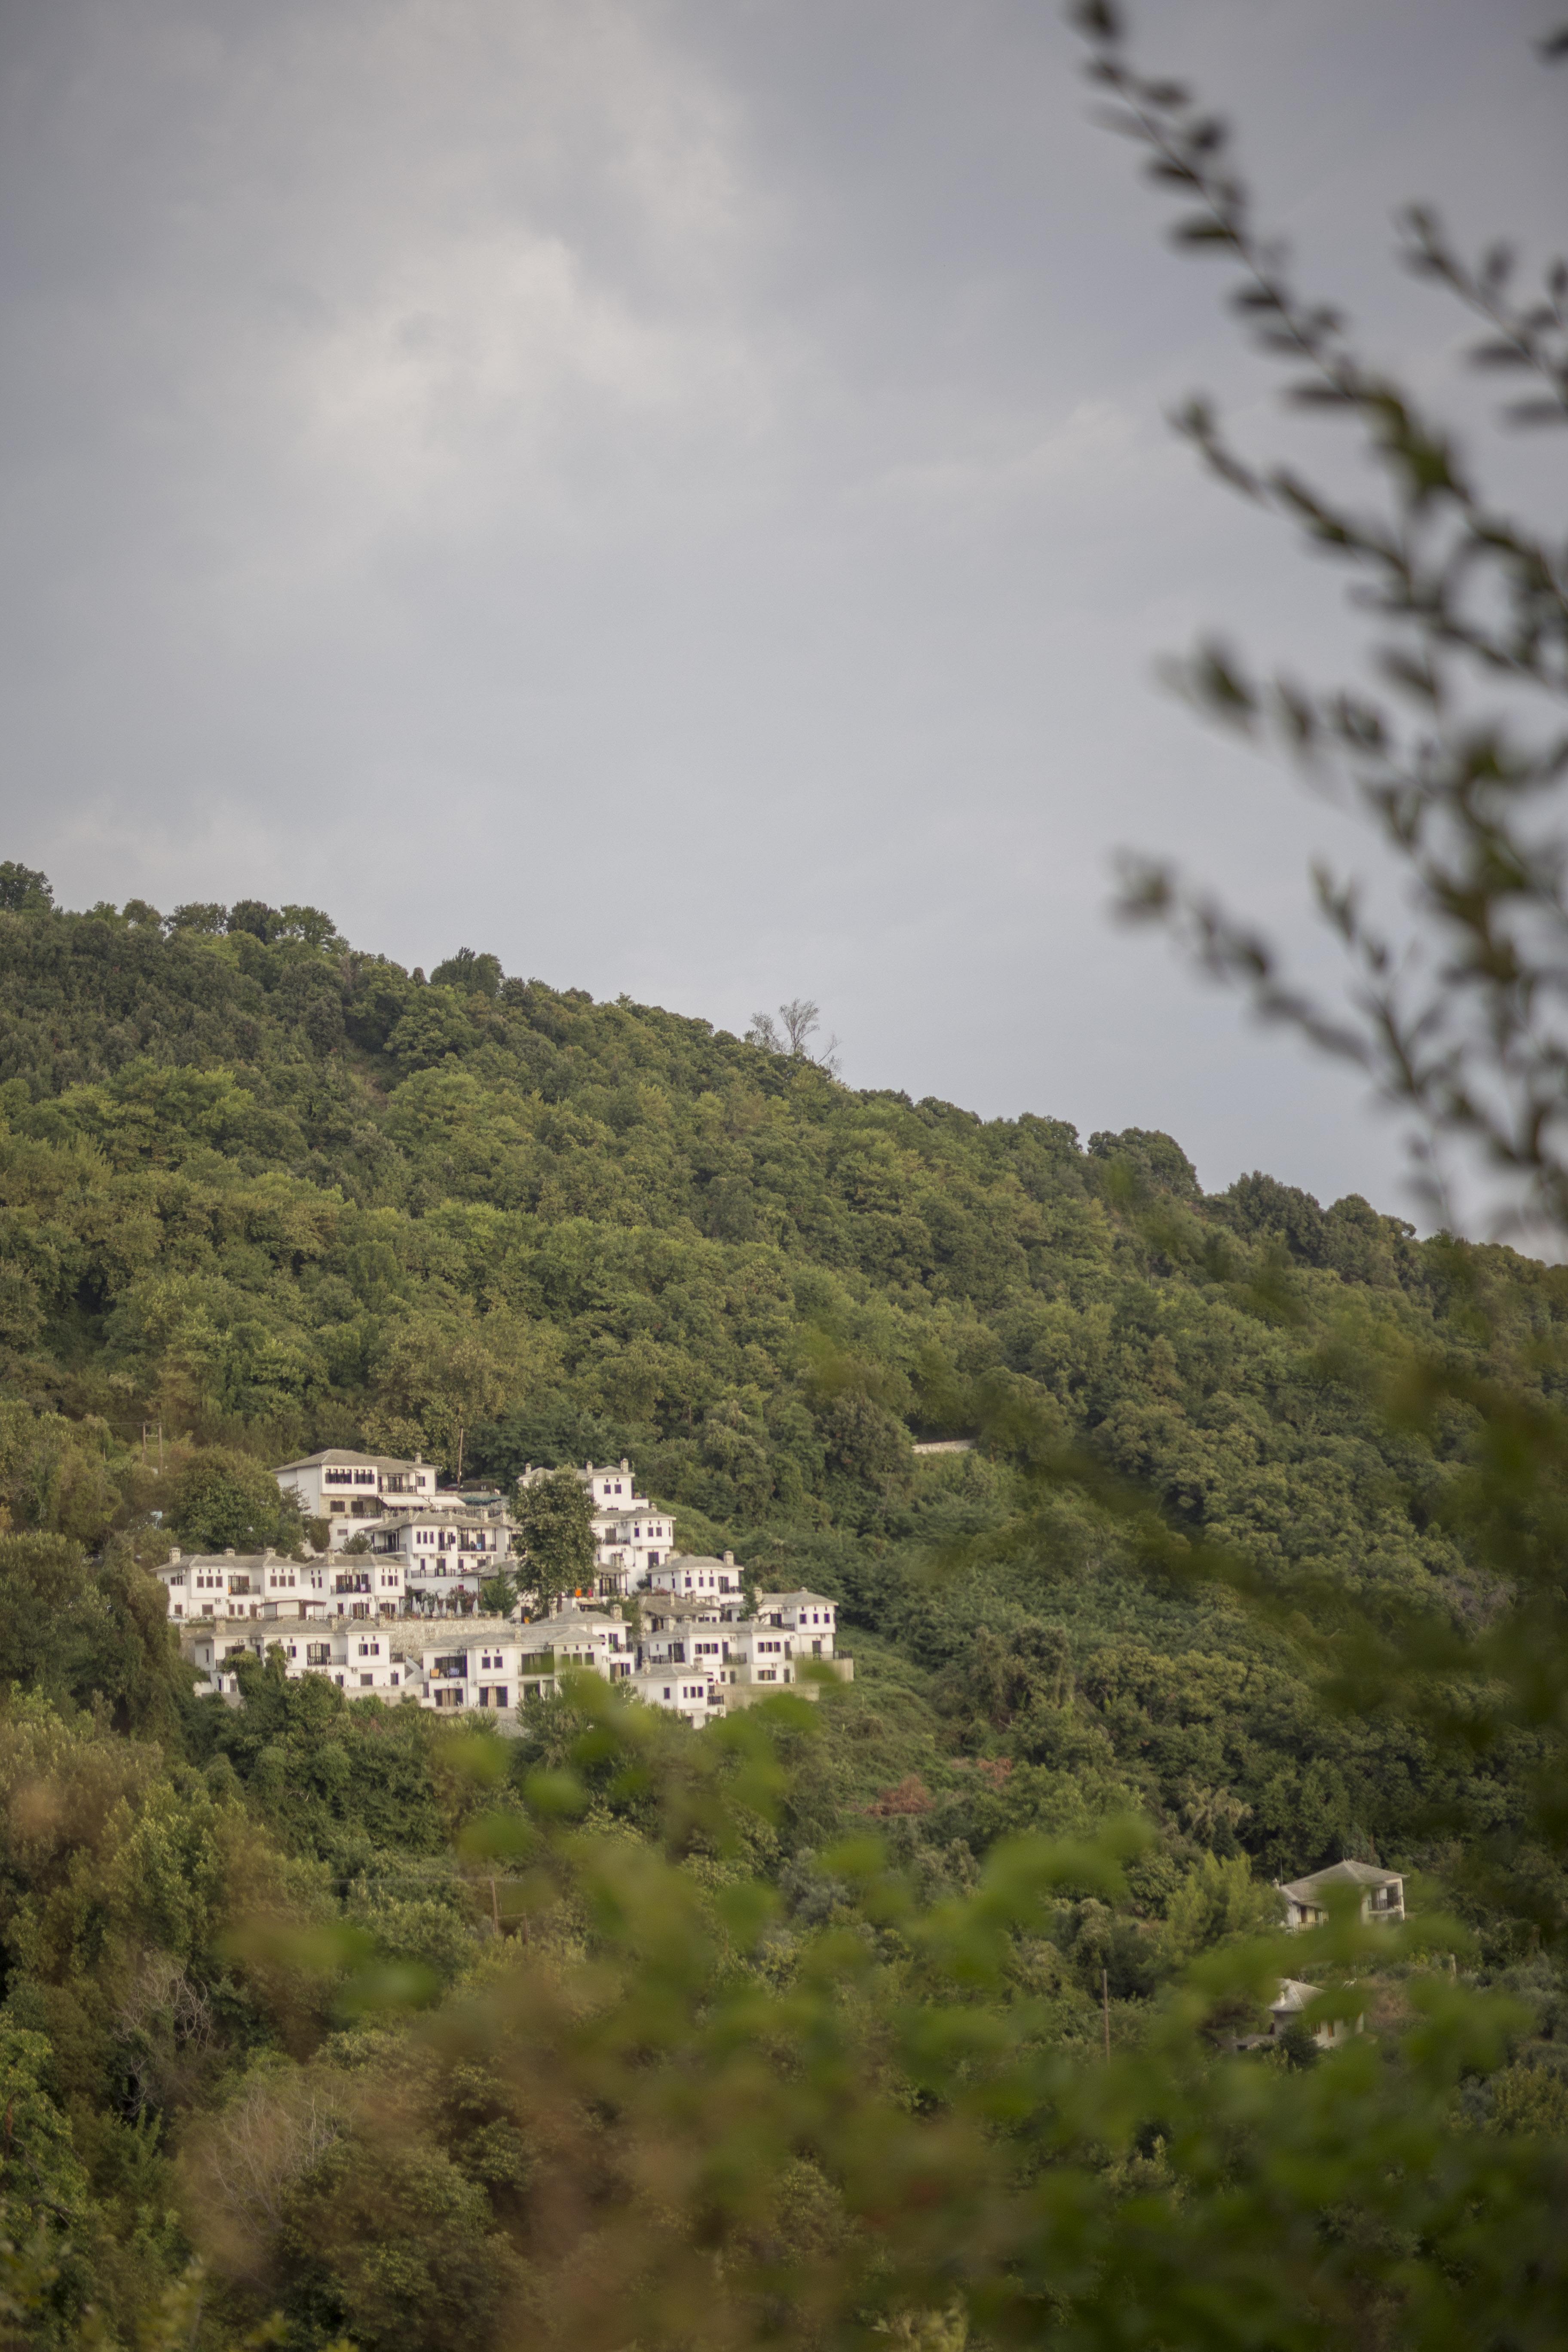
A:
[224,1547,236,1558]
[169,1546,181,1563]
[723,1550,734,1566]
[620,1457,629,1471]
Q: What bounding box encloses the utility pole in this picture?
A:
[1102,1968,1112,2063]
[455,1424,465,1485]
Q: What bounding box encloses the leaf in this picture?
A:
[1170,218,1234,246]
[1503,398,1568,426]
[1466,340,1532,368]
[1069,0,1122,39]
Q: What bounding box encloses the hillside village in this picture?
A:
[155,1449,849,1727]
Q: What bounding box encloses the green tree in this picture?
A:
[0,861,52,914]
[165,1448,301,1555]
[511,1470,595,1613]
[0,1533,191,1734]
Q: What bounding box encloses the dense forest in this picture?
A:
[3,872,1568,2346]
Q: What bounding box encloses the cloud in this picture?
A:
[0,0,1560,1219]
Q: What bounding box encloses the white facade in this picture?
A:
[752,1589,839,1662]
[1278,1861,1405,1931]
[273,1449,444,1550]
[373,1508,513,1616]
[186,1621,413,1697]
[169,1523,852,1726]
[1270,1978,1362,2052]
[157,1548,331,1622]
[423,1638,522,1712]
[645,1552,743,1600]
[628,1666,726,1726]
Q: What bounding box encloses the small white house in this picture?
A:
[273,1449,444,1550]
[627,1666,727,1726]
[1279,1860,1405,1930]
[542,1602,638,1681]
[1270,1978,1363,2052]
[753,1589,839,1661]
[375,1509,513,1615]
[421,1640,521,1713]
[158,1550,320,1621]
[645,1552,743,1600]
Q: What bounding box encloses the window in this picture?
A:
[361,1672,374,1686]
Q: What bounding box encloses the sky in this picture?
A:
[0,0,1564,1217]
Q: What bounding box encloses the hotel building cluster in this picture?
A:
[156,1450,848,1729]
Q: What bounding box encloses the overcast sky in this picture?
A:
[1,0,1563,1215]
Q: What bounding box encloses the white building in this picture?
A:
[542,1602,638,1683]
[168,1534,852,1728]
[372,1508,514,1616]
[645,1552,744,1601]
[423,1638,521,1713]
[1278,1860,1405,1930]
[752,1589,839,1663]
[627,1665,727,1727]
[185,1620,412,1698]
[1269,1978,1363,2052]
[517,1459,675,1596]
[157,1548,331,1622]
[273,1448,443,1549]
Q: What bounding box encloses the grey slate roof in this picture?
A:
[1280,1859,1401,1902]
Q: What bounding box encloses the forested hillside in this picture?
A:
[3,877,1565,1878]
[4,873,1568,2348]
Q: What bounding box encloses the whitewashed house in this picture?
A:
[645,1553,744,1601]
[373,1508,513,1615]
[157,1549,327,1622]
[422,1639,521,1714]
[1269,1978,1363,2051]
[1279,1860,1405,1930]
[272,1448,443,1549]
[541,1602,638,1683]
[628,1664,726,1726]
[753,1589,839,1658]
